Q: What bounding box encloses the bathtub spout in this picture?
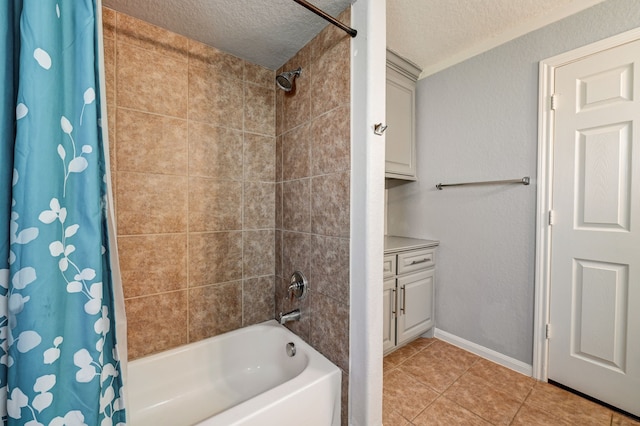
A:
[278,309,301,325]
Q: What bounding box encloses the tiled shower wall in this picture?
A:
[275,9,351,420]
[102,8,277,359]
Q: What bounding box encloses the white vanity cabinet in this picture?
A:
[385,50,421,181]
[383,237,438,355]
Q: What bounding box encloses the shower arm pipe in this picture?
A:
[436,177,530,190]
[293,0,357,38]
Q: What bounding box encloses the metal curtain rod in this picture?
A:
[436,177,530,190]
[293,0,357,38]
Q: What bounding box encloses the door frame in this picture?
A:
[533,26,640,381]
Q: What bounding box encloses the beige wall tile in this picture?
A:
[310,40,350,118]
[282,178,311,232]
[282,231,310,279]
[103,37,115,99]
[275,135,283,182]
[188,40,244,76]
[119,234,187,298]
[188,178,242,232]
[116,12,189,61]
[310,235,349,302]
[189,122,243,180]
[244,134,276,182]
[282,122,311,181]
[243,230,275,278]
[106,7,351,373]
[275,230,283,278]
[245,84,275,136]
[311,172,350,237]
[104,36,116,188]
[276,85,284,137]
[189,231,243,287]
[242,276,275,326]
[126,291,188,359]
[282,51,311,132]
[245,62,274,88]
[244,182,275,229]
[188,64,243,128]
[116,108,188,175]
[311,292,350,371]
[102,7,116,40]
[116,172,187,235]
[308,9,351,61]
[188,282,242,341]
[116,42,188,118]
[340,371,349,426]
[311,106,350,175]
[275,182,282,230]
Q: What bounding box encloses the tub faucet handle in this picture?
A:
[288,271,308,301]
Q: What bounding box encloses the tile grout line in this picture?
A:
[508,385,535,425]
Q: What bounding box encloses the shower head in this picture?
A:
[276,67,302,92]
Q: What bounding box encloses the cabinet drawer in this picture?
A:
[397,249,434,274]
[383,255,396,278]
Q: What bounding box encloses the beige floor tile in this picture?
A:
[382,406,411,426]
[411,397,491,426]
[443,372,522,425]
[428,340,480,369]
[399,344,476,393]
[524,382,613,426]
[383,368,439,421]
[409,337,437,351]
[384,343,422,370]
[466,358,535,402]
[612,412,640,426]
[382,339,624,426]
[511,403,574,425]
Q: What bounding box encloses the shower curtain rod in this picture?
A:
[436,177,530,190]
[293,0,357,38]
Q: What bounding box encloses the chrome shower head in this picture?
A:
[276,67,302,92]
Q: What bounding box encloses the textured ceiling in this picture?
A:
[387,0,606,77]
[102,0,353,70]
[103,0,606,74]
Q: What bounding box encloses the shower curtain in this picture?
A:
[0,1,126,424]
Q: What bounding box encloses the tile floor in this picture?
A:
[383,337,640,425]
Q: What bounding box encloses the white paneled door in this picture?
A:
[549,38,640,417]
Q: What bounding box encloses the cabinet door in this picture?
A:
[397,268,434,345]
[383,278,397,354]
[385,67,416,180]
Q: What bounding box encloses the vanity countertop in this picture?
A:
[384,235,439,254]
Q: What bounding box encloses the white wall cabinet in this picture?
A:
[383,247,435,354]
[385,50,421,180]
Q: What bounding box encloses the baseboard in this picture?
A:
[433,328,533,377]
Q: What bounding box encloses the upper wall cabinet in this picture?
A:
[385,50,421,180]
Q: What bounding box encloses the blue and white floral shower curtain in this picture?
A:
[0,1,126,424]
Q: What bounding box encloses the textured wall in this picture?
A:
[387,0,640,364]
[275,9,351,423]
[103,8,276,360]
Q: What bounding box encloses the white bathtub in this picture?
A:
[127,320,341,426]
